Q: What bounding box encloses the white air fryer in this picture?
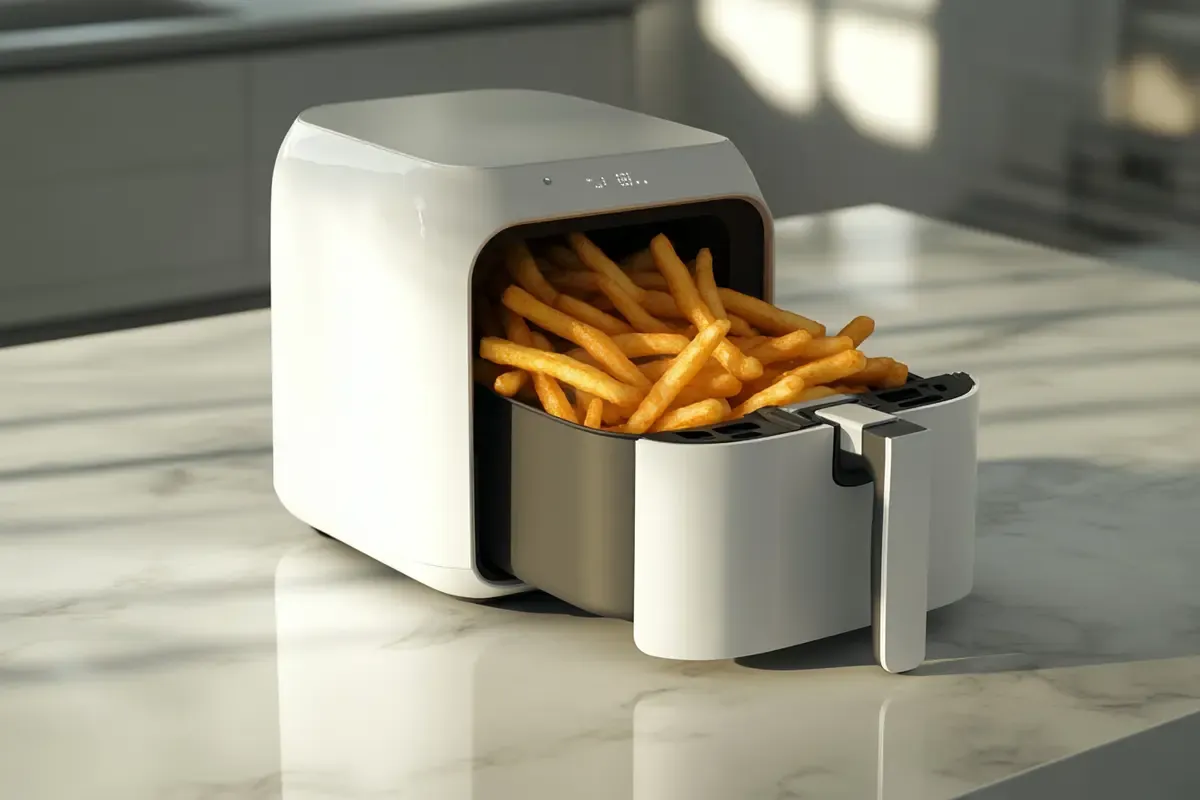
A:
[270,89,980,674]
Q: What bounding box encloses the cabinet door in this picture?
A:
[0,59,249,329]
[248,16,636,278]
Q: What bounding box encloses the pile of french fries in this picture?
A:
[474,232,909,435]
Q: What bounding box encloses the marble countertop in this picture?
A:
[2,205,1199,799]
[0,0,639,74]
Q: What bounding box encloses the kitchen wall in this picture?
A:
[634,0,1200,255]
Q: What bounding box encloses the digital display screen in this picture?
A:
[586,172,648,188]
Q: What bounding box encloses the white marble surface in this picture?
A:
[2,205,1199,800]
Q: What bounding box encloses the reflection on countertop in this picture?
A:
[0,0,640,73]
[1,206,1199,799]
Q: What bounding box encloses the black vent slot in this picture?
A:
[732,431,763,440]
[898,394,943,409]
[876,387,922,404]
[675,429,715,440]
[715,421,759,434]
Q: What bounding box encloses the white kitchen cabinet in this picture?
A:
[0,59,252,329]
[247,15,636,279]
[0,14,634,330]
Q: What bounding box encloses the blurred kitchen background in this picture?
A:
[2,0,1199,345]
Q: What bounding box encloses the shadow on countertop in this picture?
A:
[737,456,1200,676]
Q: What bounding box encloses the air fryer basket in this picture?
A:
[471,200,766,614]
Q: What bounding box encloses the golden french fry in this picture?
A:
[650,398,730,433]
[883,361,909,388]
[727,314,757,337]
[568,232,647,301]
[492,309,536,396]
[624,320,732,435]
[717,288,825,336]
[505,241,559,305]
[544,243,588,271]
[547,270,601,294]
[493,370,525,396]
[583,398,604,428]
[501,286,649,389]
[732,374,807,418]
[840,357,895,387]
[748,328,814,365]
[838,315,876,347]
[649,235,763,381]
[826,384,868,395]
[597,332,692,359]
[474,358,507,387]
[731,335,768,352]
[796,335,854,361]
[797,385,841,401]
[480,338,644,408]
[576,389,625,426]
[596,275,675,334]
[623,248,657,272]
[781,349,867,387]
[640,289,687,319]
[528,331,578,423]
[630,271,670,290]
[555,293,635,336]
[694,248,726,320]
[639,359,742,398]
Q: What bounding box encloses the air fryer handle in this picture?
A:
[813,405,932,674]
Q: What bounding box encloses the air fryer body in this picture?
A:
[270,90,771,601]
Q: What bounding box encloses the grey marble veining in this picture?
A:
[1,205,1199,799]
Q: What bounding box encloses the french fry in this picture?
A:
[577,388,625,426]
[631,271,670,290]
[640,290,687,319]
[883,361,909,388]
[731,374,807,419]
[717,288,825,336]
[623,248,656,272]
[624,319,732,435]
[694,248,727,320]
[480,338,644,408]
[748,328,815,365]
[597,332,692,360]
[596,275,675,334]
[544,243,588,271]
[649,234,763,381]
[732,335,768,352]
[493,371,526,397]
[795,335,854,361]
[583,397,604,428]
[650,398,730,433]
[826,384,868,395]
[639,359,742,398]
[505,241,559,305]
[547,270,601,294]
[727,315,758,337]
[796,385,841,402]
[640,291,754,333]
[781,349,868,387]
[838,315,876,347]
[555,293,635,336]
[839,357,895,387]
[568,232,647,301]
[501,286,649,390]
[528,331,578,423]
[492,308,536,396]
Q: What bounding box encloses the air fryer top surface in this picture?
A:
[298,89,727,170]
